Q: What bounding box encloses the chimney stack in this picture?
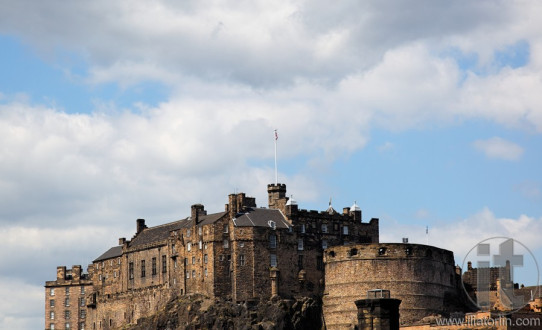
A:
[136,219,147,234]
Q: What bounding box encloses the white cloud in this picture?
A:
[0,278,43,330]
[472,137,524,161]
[381,207,542,262]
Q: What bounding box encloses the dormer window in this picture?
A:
[268,220,276,230]
[223,224,229,233]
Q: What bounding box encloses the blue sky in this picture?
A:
[1,1,542,328]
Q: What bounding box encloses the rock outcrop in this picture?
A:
[126,294,323,330]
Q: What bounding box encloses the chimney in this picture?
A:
[136,219,147,234]
[119,237,126,245]
[191,204,205,224]
[228,194,238,218]
[57,266,66,281]
[72,265,82,281]
[343,207,350,215]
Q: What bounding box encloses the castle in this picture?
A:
[45,183,385,329]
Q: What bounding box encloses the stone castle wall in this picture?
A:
[323,243,459,329]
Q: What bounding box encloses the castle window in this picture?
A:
[378,247,386,256]
[199,227,202,236]
[186,271,190,279]
[80,309,86,319]
[129,262,134,279]
[204,254,208,264]
[172,244,176,253]
[50,324,55,330]
[270,254,277,267]
[405,247,412,256]
[141,260,146,278]
[184,258,188,265]
[187,242,191,251]
[269,234,277,249]
[80,286,85,295]
[219,255,224,261]
[174,259,177,269]
[199,240,202,249]
[65,297,70,307]
[192,256,195,265]
[329,251,335,257]
[187,229,191,237]
[316,256,324,270]
[223,224,229,233]
[66,287,70,295]
[80,297,85,307]
[162,255,167,273]
[322,240,328,250]
[297,239,304,251]
[192,270,196,278]
[298,255,304,269]
[350,248,358,256]
[66,323,70,329]
[268,220,276,230]
[65,310,70,319]
[300,224,305,234]
[79,322,84,330]
[342,226,349,235]
[321,224,328,233]
[50,311,55,320]
[152,257,157,275]
[223,239,229,248]
[204,268,208,277]
[204,243,208,250]
[50,288,55,296]
[240,254,245,266]
[239,242,244,248]
[99,275,102,281]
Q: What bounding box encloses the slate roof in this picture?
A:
[233,208,291,229]
[93,245,123,263]
[129,211,227,248]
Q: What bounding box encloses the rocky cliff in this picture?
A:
[125,294,323,330]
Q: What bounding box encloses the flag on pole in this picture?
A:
[426,226,428,234]
[274,129,278,140]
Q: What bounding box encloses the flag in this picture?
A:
[426,226,428,234]
[274,129,278,140]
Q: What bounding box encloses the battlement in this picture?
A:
[324,243,454,264]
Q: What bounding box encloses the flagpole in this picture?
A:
[274,129,278,184]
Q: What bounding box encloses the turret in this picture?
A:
[268,183,287,210]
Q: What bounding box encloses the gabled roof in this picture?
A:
[233,208,291,229]
[93,245,123,263]
[129,212,227,248]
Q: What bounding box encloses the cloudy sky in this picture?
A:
[1,1,542,328]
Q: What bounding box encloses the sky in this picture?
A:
[1,1,541,328]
